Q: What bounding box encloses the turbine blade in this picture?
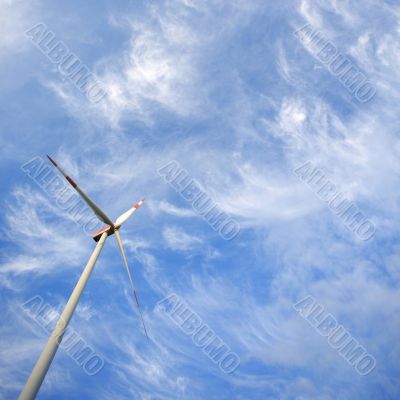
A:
[114,229,149,338]
[114,199,144,228]
[47,155,113,226]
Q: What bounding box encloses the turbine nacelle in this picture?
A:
[92,225,115,242]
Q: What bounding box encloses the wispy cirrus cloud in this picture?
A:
[1,185,87,279]
[162,225,203,252]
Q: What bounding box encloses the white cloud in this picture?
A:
[48,0,207,127]
[0,185,87,280]
[162,226,202,251]
[149,200,196,218]
[0,0,41,57]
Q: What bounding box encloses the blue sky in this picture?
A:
[1,0,400,399]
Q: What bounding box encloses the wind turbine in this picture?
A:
[19,155,147,400]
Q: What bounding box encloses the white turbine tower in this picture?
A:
[19,155,148,400]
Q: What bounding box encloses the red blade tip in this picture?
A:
[47,155,57,167]
[66,176,77,188]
